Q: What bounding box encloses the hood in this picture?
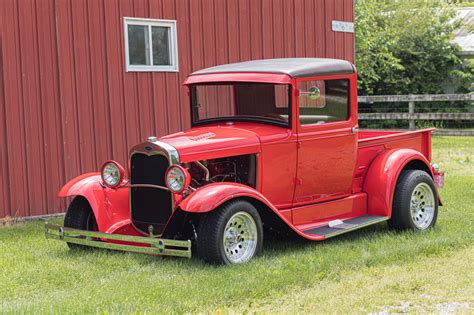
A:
[159,125,261,162]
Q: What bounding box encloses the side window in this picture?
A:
[299,79,349,125]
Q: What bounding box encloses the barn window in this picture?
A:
[124,17,179,72]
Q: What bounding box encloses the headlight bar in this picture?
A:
[44,222,191,258]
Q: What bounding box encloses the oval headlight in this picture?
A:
[165,165,191,193]
[101,160,125,188]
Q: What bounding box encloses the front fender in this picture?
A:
[179,183,324,240]
[179,183,274,213]
[363,148,434,217]
[58,172,101,197]
[58,173,130,233]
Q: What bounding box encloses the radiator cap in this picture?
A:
[147,136,157,142]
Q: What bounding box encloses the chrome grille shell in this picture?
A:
[129,140,180,237]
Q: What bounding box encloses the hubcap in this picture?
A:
[410,182,435,230]
[223,211,258,264]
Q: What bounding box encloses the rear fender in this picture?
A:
[363,148,438,217]
[58,173,130,232]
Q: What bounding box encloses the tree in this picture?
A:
[355,0,473,96]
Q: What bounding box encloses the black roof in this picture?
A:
[190,58,355,78]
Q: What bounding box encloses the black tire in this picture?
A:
[196,200,263,265]
[388,170,438,231]
[63,197,98,249]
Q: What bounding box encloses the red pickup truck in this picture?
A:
[46,58,444,265]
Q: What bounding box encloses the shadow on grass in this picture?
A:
[51,240,207,268]
[261,222,392,257]
[48,221,436,268]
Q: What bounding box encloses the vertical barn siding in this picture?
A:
[0,0,355,218]
[2,0,30,217]
[0,35,9,219]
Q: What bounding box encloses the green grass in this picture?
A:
[1,137,473,314]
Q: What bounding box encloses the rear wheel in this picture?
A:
[196,200,263,265]
[63,197,98,249]
[389,170,438,231]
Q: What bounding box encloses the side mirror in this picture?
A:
[308,86,321,100]
[300,86,321,100]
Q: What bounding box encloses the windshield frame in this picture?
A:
[189,82,293,128]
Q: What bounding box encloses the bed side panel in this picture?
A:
[353,129,433,193]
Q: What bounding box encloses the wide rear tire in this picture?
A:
[389,170,438,231]
[63,197,98,249]
[196,200,263,265]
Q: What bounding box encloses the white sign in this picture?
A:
[332,20,354,33]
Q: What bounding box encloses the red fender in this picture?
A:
[179,182,275,213]
[58,173,131,233]
[178,183,325,240]
[363,148,437,217]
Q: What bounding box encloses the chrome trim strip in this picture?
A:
[128,184,169,191]
[118,183,169,191]
[315,216,389,239]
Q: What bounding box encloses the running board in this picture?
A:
[302,215,389,239]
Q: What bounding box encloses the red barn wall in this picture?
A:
[0,0,355,218]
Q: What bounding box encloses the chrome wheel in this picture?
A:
[223,211,258,264]
[410,182,435,230]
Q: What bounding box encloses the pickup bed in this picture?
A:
[293,128,438,238]
[359,129,433,157]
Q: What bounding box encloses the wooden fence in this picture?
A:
[358,94,474,136]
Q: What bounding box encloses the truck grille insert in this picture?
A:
[130,153,172,235]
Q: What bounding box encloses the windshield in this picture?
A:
[190,83,291,127]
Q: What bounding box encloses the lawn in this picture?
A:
[1,137,473,314]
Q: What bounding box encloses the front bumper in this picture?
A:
[44,223,191,258]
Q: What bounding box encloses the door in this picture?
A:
[292,76,358,223]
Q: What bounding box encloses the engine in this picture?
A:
[185,154,257,189]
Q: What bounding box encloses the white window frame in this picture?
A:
[124,17,179,72]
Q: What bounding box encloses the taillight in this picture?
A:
[431,163,444,189]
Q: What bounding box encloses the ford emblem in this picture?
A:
[145,145,153,151]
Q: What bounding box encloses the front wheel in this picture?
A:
[63,197,98,249]
[196,200,263,265]
[389,170,438,231]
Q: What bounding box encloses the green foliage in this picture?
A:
[355,0,474,96]
[449,0,474,8]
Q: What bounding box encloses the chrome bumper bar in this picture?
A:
[44,223,191,258]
